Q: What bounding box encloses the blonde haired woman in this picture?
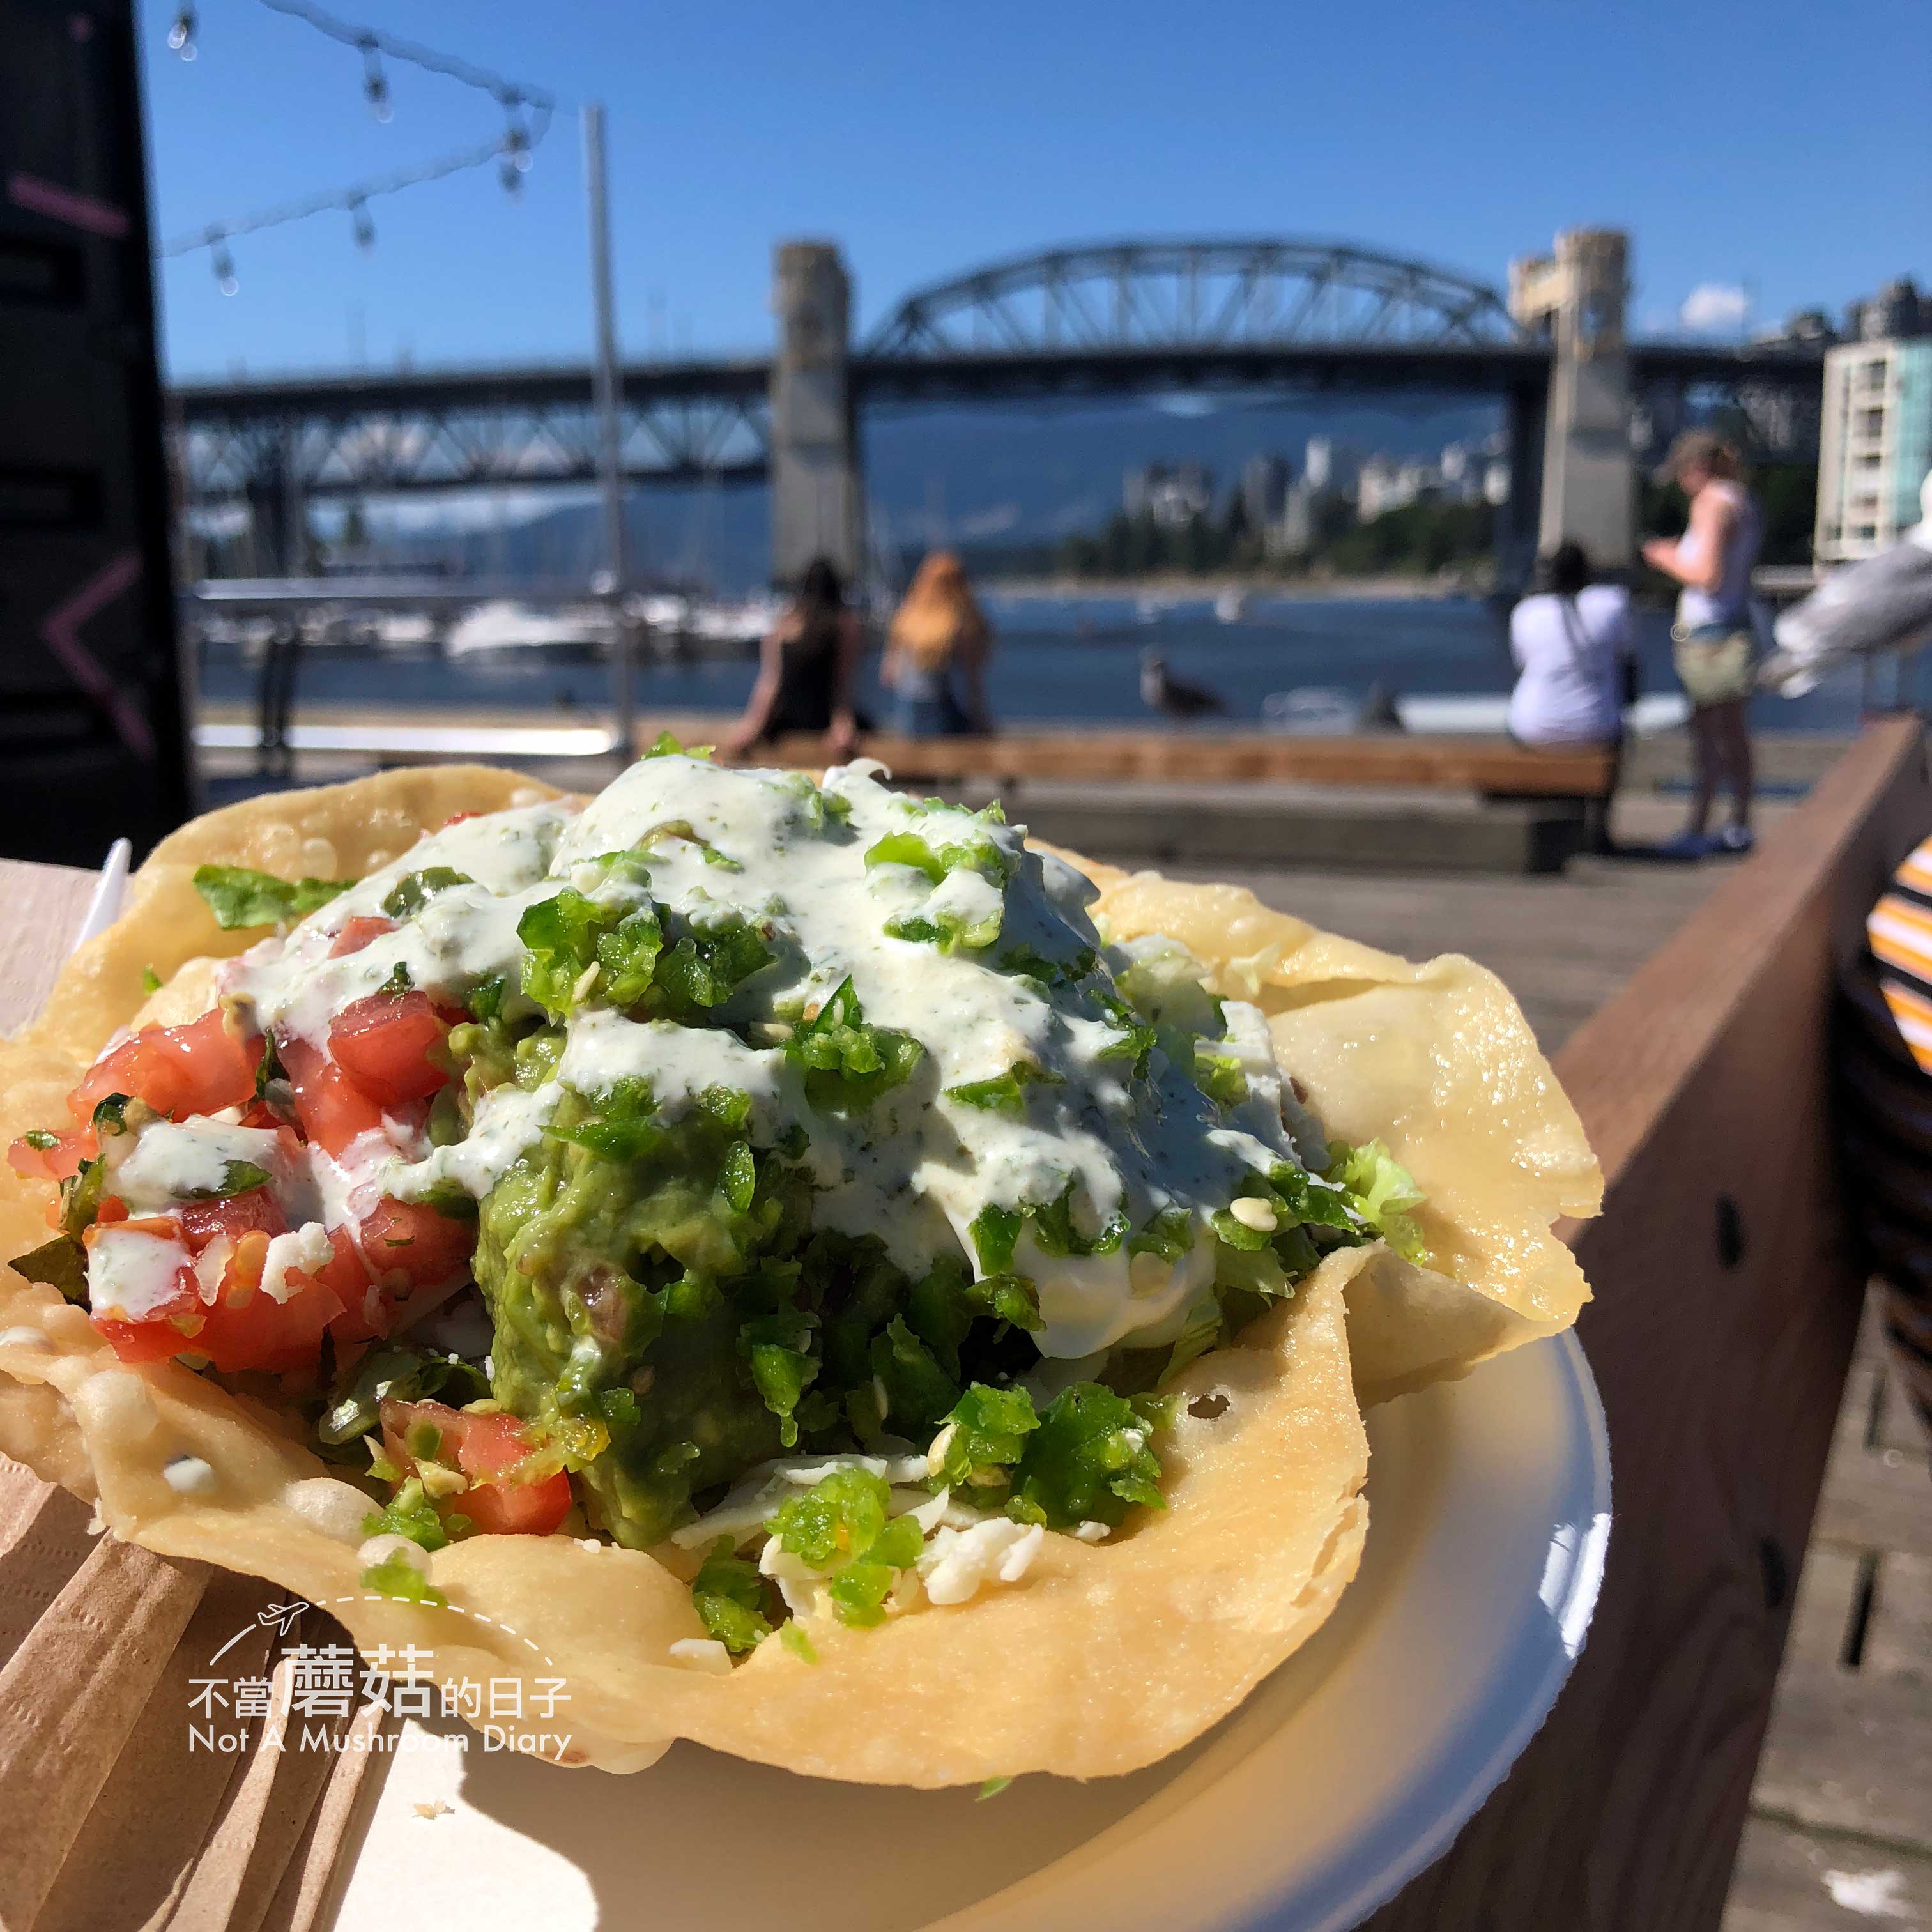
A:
[1643,431,1763,857]
[882,551,994,737]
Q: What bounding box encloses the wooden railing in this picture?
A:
[1367,716,1932,1929]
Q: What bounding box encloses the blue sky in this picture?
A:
[145,0,1929,379]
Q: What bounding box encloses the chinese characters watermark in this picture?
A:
[190,1600,572,1758]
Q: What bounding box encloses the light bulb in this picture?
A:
[211,243,238,296]
[362,45,391,123]
[167,4,197,59]
[351,201,374,250]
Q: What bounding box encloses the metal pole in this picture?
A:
[583,103,633,762]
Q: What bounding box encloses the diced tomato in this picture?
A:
[319,1198,474,1343]
[381,1398,572,1537]
[194,1230,344,1375]
[361,1197,473,1292]
[88,1209,342,1374]
[329,991,454,1107]
[70,1010,260,1125]
[93,1314,199,1363]
[440,811,479,830]
[85,1217,203,1363]
[277,1036,388,1156]
[174,1186,289,1250]
[95,1195,129,1225]
[8,1128,95,1184]
[330,916,395,959]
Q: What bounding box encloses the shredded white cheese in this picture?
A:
[917,1517,1046,1606]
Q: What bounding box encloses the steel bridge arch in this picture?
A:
[863,238,1528,360]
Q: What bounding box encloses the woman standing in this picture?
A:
[723,556,864,760]
[881,551,995,737]
[1643,431,1764,856]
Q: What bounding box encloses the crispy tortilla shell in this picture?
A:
[0,768,1596,1782]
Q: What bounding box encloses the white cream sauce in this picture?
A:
[97,756,1312,1365]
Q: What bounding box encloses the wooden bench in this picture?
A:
[751,728,1616,799]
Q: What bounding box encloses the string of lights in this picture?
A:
[158,1,559,293]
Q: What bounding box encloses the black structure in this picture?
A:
[1,0,188,863]
[169,238,1830,543]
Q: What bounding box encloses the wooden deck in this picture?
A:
[1195,783,1932,1931]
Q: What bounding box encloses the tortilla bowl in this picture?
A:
[0,766,1598,1783]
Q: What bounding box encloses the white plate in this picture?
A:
[333,1332,1609,1932]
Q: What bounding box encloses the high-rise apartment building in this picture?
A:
[1816,336,1932,560]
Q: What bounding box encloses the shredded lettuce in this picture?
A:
[1192,1048,1248,1108]
[192,864,352,930]
[1326,1139,1429,1263]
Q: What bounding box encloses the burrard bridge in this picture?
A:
[172,230,1826,576]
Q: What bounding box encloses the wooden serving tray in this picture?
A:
[0,859,387,1932]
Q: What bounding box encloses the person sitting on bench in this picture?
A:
[1507,540,1634,852]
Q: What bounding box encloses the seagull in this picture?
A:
[1140,648,1228,720]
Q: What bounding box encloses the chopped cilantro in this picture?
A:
[779,1621,818,1664]
[995,944,1095,988]
[978,1777,1013,1802]
[140,965,162,995]
[189,1158,273,1200]
[944,1061,1060,1117]
[192,865,351,931]
[8,1234,88,1301]
[381,867,473,919]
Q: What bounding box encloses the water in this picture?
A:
[195,592,1871,734]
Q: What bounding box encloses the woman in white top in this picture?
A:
[1643,431,1764,856]
[1508,540,1632,747]
[1509,541,1632,854]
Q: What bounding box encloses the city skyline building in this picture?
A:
[1815,334,1932,560]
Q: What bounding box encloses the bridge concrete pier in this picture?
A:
[769,242,861,586]
[1510,229,1636,569]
